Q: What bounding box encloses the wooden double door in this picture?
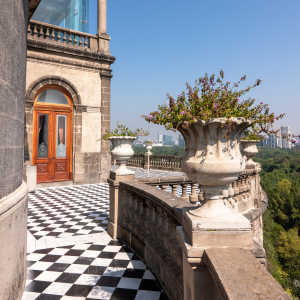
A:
[33,107,72,183]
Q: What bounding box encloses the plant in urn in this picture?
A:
[104,124,149,176]
[143,70,284,229]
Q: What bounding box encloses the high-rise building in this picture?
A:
[263,133,282,148]
[262,126,294,149]
[281,126,292,149]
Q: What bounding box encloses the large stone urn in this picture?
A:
[179,118,251,229]
[109,136,136,175]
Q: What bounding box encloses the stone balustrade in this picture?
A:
[127,154,183,171]
[108,166,289,299]
[127,154,145,168]
[27,20,110,54]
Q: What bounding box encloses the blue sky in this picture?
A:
[99,1,300,136]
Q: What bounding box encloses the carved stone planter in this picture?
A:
[109,136,136,175]
[240,139,259,169]
[179,118,251,229]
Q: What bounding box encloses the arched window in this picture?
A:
[37,88,69,105]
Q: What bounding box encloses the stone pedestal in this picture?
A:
[26,165,37,192]
[177,206,253,300]
[107,171,134,239]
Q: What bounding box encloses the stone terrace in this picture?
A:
[22,167,179,300]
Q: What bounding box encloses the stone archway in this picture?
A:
[25,76,82,108]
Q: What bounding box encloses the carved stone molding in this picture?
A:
[25,76,82,108]
[27,39,115,66]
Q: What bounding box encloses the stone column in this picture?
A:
[0,1,32,299]
[107,171,134,239]
[99,72,112,181]
[98,0,107,34]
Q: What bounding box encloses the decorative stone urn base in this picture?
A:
[186,185,251,231]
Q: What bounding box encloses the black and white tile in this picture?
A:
[23,240,168,300]
[27,184,109,240]
[23,182,169,299]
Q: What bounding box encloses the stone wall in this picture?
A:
[0,1,39,299]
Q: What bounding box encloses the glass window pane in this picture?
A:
[38,114,49,158]
[56,115,67,158]
[32,0,97,34]
[38,89,69,105]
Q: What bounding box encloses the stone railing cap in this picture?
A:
[204,248,290,300]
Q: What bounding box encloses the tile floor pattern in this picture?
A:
[27,184,109,240]
[23,182,170,300]
[24,240,168,300]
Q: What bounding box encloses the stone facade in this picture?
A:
[25,18,115,184]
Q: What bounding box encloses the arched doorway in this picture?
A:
[32,86,73,183]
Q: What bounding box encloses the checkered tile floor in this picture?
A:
[24,240,168,300]
[23,183,169,300]
[28,184,109,240]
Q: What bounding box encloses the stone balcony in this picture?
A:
[27,19,115,68]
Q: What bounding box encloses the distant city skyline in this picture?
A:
[103,1,300,135]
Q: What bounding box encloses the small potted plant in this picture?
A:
[143,71,284,221]
[103,123,149,175]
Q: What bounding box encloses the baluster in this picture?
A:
[63,31,67,42]
[50,28,55,40]
[162,185,169,193]
[27,24,32,35]
[57,30,62,42]
[33,24,39,37]
[181,183,189,200]
[189,183,198,203]
[68,32,73,44]
[171,184,177,196]
[79,35,83,46]
[84,36,89,48]
[39,25,44,38]
[45,27,50,39]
